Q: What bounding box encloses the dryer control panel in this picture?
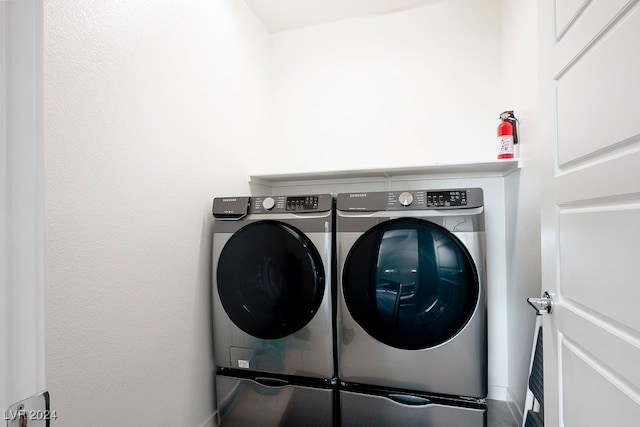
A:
[337,188,483,211]
[388,190,466,209]
[212,194,333,218]
[251,194,332,213]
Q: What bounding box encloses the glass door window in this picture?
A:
[343,218,479,349]
[217,220,325,339]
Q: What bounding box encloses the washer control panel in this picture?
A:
[213,194,332,218]
[251,194,331,213]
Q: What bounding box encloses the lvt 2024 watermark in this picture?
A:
[3,408,58,422]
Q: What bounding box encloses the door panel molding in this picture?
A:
[559,305,640,388]
[561,338,640,426]
[555,148,640,204]
[555,0,591,39]
[556,1,640,165]
[558,207,640,330]
[554,0,637,72]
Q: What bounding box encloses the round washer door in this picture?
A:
[217,220,325,339]
[342,218,479,350]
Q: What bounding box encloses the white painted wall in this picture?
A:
[262,0,503,175]
[501,0,542,423]
[43,1,268,425]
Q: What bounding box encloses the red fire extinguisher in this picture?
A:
[497,111,518,159]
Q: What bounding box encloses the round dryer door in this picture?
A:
[217,220,325,340]
[342,218,479,350]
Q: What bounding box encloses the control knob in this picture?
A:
[263,197,275,210]
[398,192,414,207]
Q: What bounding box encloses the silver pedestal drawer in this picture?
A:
[340,388,486,427]
[216,372,335,427]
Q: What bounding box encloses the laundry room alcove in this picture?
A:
[247,158,522,405]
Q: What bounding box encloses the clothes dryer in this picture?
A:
[212,194,334,380]
[336,189,487,399]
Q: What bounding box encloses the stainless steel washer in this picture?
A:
[212,194,334,380]
[336,188,487,399]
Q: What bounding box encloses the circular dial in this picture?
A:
[398,192,414,207]
[262,197,275,210]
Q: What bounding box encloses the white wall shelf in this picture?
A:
[249,159,521,188]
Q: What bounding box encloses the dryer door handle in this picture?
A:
[253,377,289,388]
[387,393,431,406]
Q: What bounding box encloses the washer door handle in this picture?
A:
[387,393,431,406]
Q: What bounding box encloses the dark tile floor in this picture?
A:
[487,399,519,427]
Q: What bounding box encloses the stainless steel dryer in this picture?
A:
[212,194,334,380]
[336,188,487,399]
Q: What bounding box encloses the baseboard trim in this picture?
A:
[506,387,524,427]
[198,411,216,427]
[488,385,508,401]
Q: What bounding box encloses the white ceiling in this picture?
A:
[244,0,444,33]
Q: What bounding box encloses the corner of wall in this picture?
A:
[506,385,525,426]
[500,0,542,414]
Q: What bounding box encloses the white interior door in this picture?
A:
[539,0,640,425]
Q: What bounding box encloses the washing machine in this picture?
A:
[212,194,334,380]
[336,188,487,400]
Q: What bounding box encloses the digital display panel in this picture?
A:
[286,196,319,211]
[426,191,467,207]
